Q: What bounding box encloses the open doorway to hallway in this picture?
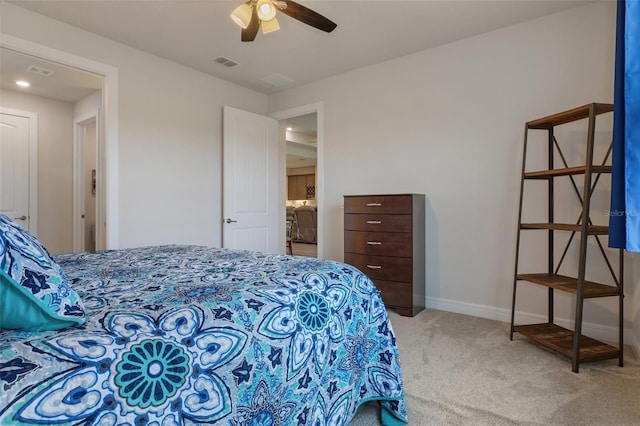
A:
[282,112,318,257]
[0,46,104,254]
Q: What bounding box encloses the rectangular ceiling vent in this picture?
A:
[214,56,239,68]
[26,65,55,77]
[260,73,295,88]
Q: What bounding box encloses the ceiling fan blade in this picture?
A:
[277,0,337,33]
[241,7,260,41]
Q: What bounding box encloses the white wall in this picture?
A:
[0,89,74,254]
[269,2,639,346]
[74,91,101,119]
[1,2,269,249]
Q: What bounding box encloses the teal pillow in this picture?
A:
[0,215,85,331]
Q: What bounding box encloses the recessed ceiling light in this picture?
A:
[286,127,293,131]
[16,80,30,87]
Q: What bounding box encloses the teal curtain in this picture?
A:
[610,0,640,252]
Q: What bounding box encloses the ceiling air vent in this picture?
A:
[26,65,55,77]
[260,73,295,87]
[214,56,238,68]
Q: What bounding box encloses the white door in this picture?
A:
[222,106,279,253]
[0,112,33,231]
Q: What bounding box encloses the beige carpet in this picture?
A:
[351,309,640,425]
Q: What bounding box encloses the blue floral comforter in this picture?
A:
[0,245,407,425]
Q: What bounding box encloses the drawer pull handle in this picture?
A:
[366,220,382,224]
[366,241,382,245]
[366,265,382,269]
[366,203,382,207]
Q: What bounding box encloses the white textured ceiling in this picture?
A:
[5,0,591,95]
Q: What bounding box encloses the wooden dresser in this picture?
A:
[343,194,425,317]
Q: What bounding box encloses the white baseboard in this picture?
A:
[426,296,638,357]
[629,329,640,359]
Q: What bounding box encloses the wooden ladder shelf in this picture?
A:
[509,103,624,373]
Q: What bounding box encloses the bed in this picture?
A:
[1,225,408,425]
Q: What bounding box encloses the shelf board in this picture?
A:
[520,223,609,234]
[513,323,620,363]
[524,165,612,179]
[517,273,619,297]
[527,103,613,129]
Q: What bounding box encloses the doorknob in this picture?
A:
[14,216,27,221]
[225,218,238,224]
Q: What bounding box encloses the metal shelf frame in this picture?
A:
[509,103,624,373]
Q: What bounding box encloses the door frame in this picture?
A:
[269,102,324,259]
[0,34,119,249]
[0,107,38,235]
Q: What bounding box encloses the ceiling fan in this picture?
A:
[231,0,337,42]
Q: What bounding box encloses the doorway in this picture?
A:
[0,35,118,250]
[270,103,323,259]
[284,113,318,257]
[73,114,99,252]
[1,46,102,252]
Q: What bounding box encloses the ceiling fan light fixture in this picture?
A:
[231,2,253,29]
[234,0,336,42]
[257,0,276,21]
[261,16,280,34]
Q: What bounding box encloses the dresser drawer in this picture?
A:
[343,193,425,317]
[344,231,412,257]
[344,214,412,232]
[372,279,412,308]
[344,195,413,214]
[344,253,412,282]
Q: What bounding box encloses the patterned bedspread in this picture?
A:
[0,245,407,425]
